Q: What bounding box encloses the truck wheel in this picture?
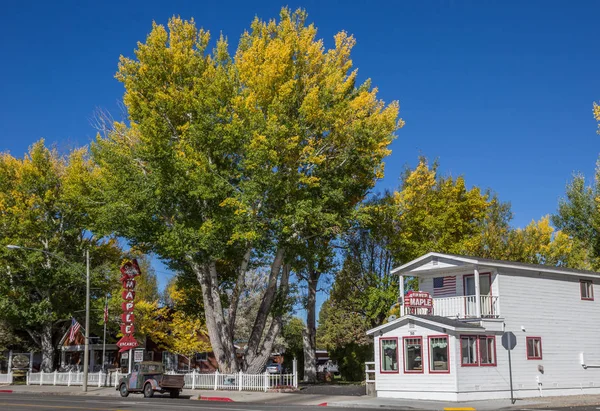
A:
[119,383,129,398]
[169,389,180,398]
[143,383,154,398]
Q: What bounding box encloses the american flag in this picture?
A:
[69,318,81,343]
[433,276,456,296]
[103,303,109,324]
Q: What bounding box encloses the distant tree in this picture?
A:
[0,141,122,371]
[552,171,600,270]
[281,317,305,378]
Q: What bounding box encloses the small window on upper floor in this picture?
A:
[581,280,594,301]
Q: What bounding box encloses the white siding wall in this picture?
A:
[374,322,458,400]
[418,270,499,298]
[454,269,600,400]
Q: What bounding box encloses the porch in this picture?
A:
[403,295,500,318]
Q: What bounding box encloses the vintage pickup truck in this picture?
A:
[117,361,185,398]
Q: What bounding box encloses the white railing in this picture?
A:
[27,370,122,387]
[0,373,12,384]
[25,370,297,391]
[365,362,375,383]
[429,295,499,318]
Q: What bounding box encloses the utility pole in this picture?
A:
[102,295,107,373]
[83,249,90,392]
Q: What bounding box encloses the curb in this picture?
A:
[198,396,234,402]
[0,390,13,393]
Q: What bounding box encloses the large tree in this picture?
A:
[0,141,121,371]
[85,9,400,373]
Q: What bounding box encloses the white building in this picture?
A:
[367,252,600,401]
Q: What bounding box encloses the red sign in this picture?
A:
[120,324,135,335]
[122,279,136,289]
[116,335,139,352]
[121,302,135,313]
[121,313,135,324]
[120,260,141,279]
[118,259,141,353]
[404,291,433,315]
[404,291,433,308]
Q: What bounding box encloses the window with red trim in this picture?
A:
[460,336,478,366]
[479,336,496,366]
[581,280,594,300]
[380,338,398,372]
[526,337,542,360]
[404,337,423,372]
[429,336,449,372]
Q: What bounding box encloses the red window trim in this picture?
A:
[580,280,594,301]
[379,337,399,374]
[403,336,424,374]
[428,334,450,374]
[460,335,479,367]
[478,335,497,367]
[526,337,543,360]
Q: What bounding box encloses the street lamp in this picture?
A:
[6,245,91,392]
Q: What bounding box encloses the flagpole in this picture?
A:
[102,296,107,372]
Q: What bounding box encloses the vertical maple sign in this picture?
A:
[116,260,141,352]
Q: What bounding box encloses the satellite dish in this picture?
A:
[387,314,397,322]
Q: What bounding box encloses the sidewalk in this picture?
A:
[4,384,600,409]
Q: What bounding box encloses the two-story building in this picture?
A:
[367,252,600,401]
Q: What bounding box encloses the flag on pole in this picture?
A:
[103,303,109,324]
[69,318,81,343]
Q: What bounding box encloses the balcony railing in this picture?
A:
[404,295,500,319]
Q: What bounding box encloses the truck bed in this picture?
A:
[159,374,185,389]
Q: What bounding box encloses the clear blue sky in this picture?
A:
[1,1,599,299]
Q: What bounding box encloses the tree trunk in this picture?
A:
[243,248,285,370]
[40,324,55,372]
[303,270,318,383]
[244,263,291,374]
[188,257,238,373]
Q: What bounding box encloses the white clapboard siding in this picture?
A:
[453,268,600,400]
[374,322,457,399]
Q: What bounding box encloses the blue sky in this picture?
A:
[1,1,599,306]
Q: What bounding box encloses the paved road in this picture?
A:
[0,394,352,411]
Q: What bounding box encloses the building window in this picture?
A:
[581,280,594,300]
[479,336,496,366]
[527,337,543,360]
[380,338,398,373]
[404,337,423,373]
[195,352,207,362]
[429,336,449,373]
[461,336,478,366]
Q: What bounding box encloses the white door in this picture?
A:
[464,274,491,317]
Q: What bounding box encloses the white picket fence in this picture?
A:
[0,373,12,384]
[25,370,297,392]
[176,370,297,391]
[27,370,123,387]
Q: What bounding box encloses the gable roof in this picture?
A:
[366,314,484,336]
[392,252,599,278]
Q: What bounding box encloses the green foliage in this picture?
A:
[282,317,305,378]
[0,141,122,369]
[391,157,493,262]
[83,9,401,371]
[552,169,600,269]
[329,343,373,382]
